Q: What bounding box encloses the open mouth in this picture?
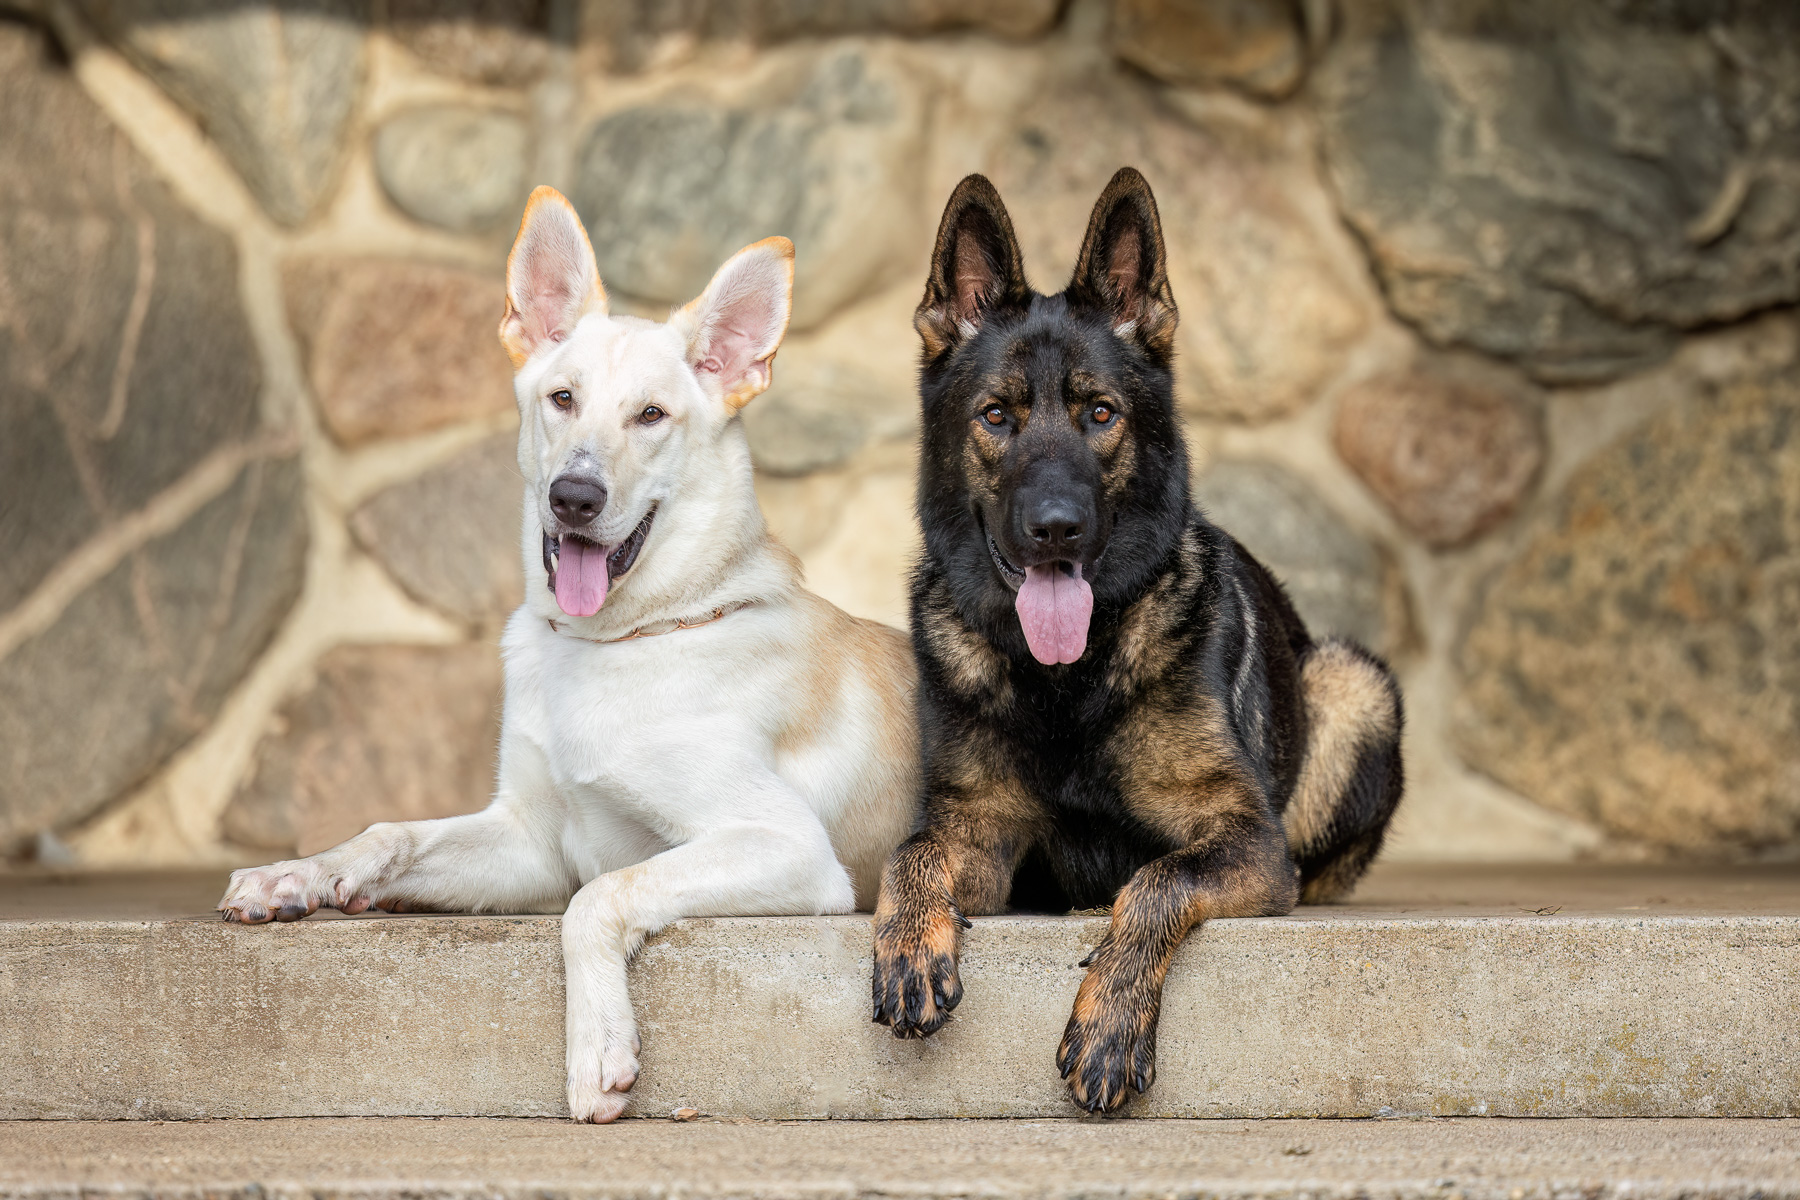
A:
[543,505,657,618]
[986,531,1027,591]
[980,516,1094,667]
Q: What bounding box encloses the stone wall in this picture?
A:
[1,0,1796,870]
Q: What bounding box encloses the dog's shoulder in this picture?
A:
[910,564,1017,714]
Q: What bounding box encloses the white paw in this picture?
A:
[218,862,372,923]
[566,1030,640,1124]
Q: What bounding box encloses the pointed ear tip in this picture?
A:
[951,173,1004,205]
[746,236,796,276]
[524,184,574,212]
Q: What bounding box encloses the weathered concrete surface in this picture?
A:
[2,866,1796,1122]
[4,1117,1800,1200]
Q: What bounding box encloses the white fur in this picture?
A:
[219,194,918,1124]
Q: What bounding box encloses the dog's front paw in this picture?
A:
[871,903,969,1039]
[218,863,373,924]
[1056,966,1160,1113]
[566,1027,640,1124]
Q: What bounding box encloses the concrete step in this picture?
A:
[1,865,1796,1122]
[3,1116,1799,1200]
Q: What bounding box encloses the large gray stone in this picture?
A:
[1455,360,1800,854]
[71,0,367,226]
[0,19,266,613]
[741,362,905,476]
[1194,459,1388,651]
[1317,2,1800,383]
[373,106,530,234]
[349,432,525,625]
[389,0,550,86]
[574,47,924,328]
[582,0,1060,71]
[984,72,1374,422]
[0,456,308,850]
[222,641,501,857]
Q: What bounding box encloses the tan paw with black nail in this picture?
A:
[1056,969,1160,1113]
[871,902,969,1038]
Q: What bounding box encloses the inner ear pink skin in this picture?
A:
[499,187,605,368]
[681,239,793,409]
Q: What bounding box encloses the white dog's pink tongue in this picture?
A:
[555,536,610,617]
[1016,563,1093,665]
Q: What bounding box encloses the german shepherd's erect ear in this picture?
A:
[915,174,1031,359]
[1068,167,1178,360]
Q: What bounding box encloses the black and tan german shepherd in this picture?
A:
[870,168,1405,1112]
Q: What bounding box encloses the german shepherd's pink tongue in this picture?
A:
[555,536,610,617]
[1016,563,1092,665]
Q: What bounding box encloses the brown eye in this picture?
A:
[550,389,573,410]
[982,404,1006,427]
[1091,402,1115,425]
[641,405,665,424]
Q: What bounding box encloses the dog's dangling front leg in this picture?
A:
[560,877,643,1123]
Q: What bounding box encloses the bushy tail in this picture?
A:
[1283,639,1404,904]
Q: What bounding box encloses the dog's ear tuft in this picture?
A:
[500,186,607,369]
[679,236,794,414]
[1068,167,1178,360]
[916,175,1029,359]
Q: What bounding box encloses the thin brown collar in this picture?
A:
[546,598,755,644]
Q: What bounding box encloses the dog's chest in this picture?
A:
[512,626,747,797]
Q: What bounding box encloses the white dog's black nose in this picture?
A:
[550,475,607,528]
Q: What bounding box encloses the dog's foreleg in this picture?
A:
[870,791,1035,1040]
[220,733,571,922]
[560,795,851,1124]
[1055,807,1295,1113]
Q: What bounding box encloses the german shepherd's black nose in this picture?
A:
[1026,498,1086,555]
[1014,486,1093,561]
[550,475,607,527]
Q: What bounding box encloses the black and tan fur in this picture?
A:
[870,169,1404,1112]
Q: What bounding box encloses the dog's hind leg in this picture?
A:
[559,763,854,1123]
[1284,638,1404,904]
[219,730,574,923]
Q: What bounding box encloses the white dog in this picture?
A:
[218,187,920,1123]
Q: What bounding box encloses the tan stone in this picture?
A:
[1333,357,1544,549]
[1112,0,1310,99]
[222,642,501,856]
[799,460,914,629]
[390,0,553,86]
[351,432,526,626]
[1455,366,1800,853]
[983,75,1372,423]
[285,258,514,446]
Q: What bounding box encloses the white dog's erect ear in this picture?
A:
[678,237,794,414]
[499,186,607,368]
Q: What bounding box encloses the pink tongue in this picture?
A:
[554,536,610,617]
[1015,563,1093,665]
